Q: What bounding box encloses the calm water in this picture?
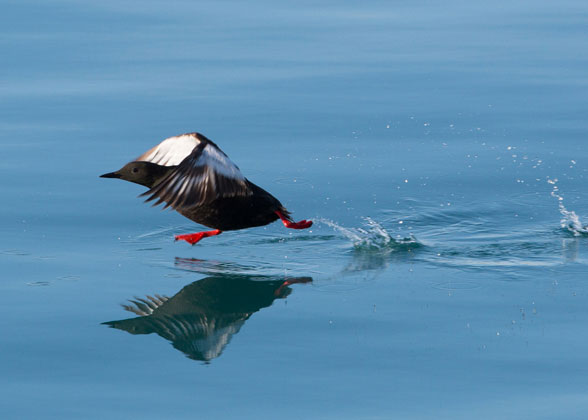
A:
[2,1,588,418]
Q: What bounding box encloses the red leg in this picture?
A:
[275,211,313,229]
[175,229,222,245]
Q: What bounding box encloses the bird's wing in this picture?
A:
[137,133,201,166]
[121,295,169,316]
[140,139,252,209]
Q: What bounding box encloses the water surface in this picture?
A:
[2,1,588,419]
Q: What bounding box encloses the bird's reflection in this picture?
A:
[103,273,312,362]
[342,240,421,275]
[562,238,580,263]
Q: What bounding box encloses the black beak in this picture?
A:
[100,171,122,179]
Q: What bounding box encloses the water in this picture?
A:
[2,1,588,418]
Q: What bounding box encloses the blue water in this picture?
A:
[2,1,588,418]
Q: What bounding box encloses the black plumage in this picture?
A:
[100,132,311,244]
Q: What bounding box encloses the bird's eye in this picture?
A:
[132,167,139,173]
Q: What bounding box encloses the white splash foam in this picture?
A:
[318,217,416,248]
[549,179,588,236]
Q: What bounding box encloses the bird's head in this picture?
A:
[100,161,170,188]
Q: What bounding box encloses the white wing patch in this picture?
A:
[137,134,200,166]
[197,144,245,181]
[141,138,251,209]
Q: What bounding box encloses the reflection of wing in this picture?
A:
[167,316,248,361]
[103,275,312,362]
[141,135,251,209]
[121,295,169,316]
[104,312,249,362]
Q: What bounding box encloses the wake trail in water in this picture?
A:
[549,178,588,236]
[317,217,420,249]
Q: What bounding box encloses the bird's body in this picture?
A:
[176,181,282,231]
[100,132,312,244]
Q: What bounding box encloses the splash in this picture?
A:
[549,178,588,236]
[318,217,419,249]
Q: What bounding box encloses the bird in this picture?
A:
[102,273,312,362]
[100,132,312,245]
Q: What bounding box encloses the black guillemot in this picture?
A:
[100,132,312,245]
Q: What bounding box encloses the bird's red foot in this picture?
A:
[175,229,222,245]
[275,211,313,230]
